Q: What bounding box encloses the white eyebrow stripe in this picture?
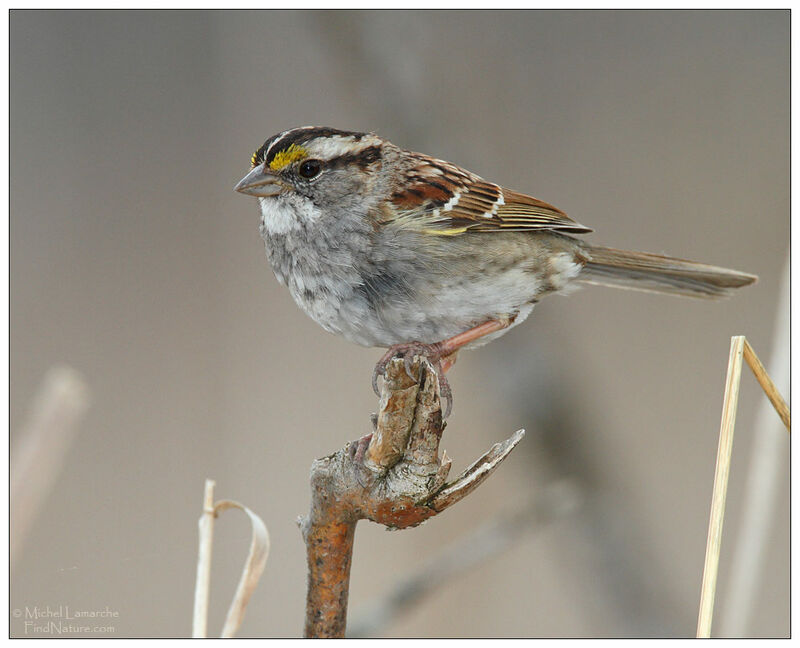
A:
[306,135,381,160]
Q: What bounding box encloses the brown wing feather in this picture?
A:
[389,154,592,235]
[488,189,592,233]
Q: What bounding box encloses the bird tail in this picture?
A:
[578,244,757,299]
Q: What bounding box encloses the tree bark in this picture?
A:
[299,356,525,638]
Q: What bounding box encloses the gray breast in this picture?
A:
[261,222,395,345]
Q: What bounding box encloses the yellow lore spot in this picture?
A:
[269,144,308,171]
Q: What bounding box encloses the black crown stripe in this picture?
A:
[252,127,368,167]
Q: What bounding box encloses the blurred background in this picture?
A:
[10,10,788,638]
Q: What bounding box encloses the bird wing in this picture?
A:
[387,154,592,235]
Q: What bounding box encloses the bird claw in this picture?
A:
[349,432,374,487]
[371,365,384,397]
[349,432,373,465]
[371,342,454,418]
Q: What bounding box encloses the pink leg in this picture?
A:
[371,317,514,417]
[439,351,458,374]
[434,318,513,356]
[350,432,373,465]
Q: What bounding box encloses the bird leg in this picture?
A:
[349,432,374,465]
[439,351,458,374]
[371,317,514,417]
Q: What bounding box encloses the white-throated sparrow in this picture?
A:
[235,126,757,415]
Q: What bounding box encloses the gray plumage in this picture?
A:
[238,127,757,353]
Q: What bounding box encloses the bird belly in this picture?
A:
[279,265,541,348]
[264,224,582,349]
[358,267,545,347]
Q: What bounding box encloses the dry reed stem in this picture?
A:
[11,366,91,564]
[697,336,745,638]
[192,481,271,638]
[697,334,791,638]
[193,479,216,638]
[215,500,271,637]
[721,257,789,637]
[743,339,790,432]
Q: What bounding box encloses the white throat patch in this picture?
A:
[258,196,320,235]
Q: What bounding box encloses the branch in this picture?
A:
[298,356,525,638]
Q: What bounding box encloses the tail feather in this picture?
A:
[579,245,757,299]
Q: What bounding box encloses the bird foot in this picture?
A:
[372,342,454,418]
[349,432,374,465]
[348,432,374,487]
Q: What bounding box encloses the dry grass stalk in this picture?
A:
[192,479,271,638]
[11,366,91,564]
[697,335,790,638]
[192,479,216,638]
[721,258,789,637]
[215,499,270,637]
[742,339,790,432]
[697,336,744,638]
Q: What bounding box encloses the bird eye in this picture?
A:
[298,159,322,179]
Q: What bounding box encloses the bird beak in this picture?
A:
[234,164,283,197]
